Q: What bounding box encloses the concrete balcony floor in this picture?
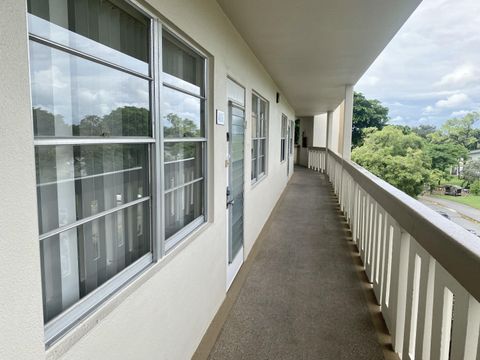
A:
[194,167,397,360]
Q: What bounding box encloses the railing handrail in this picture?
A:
[325,148,480,301]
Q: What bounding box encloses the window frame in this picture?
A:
[251,91,269,184]
[280,114,287,163]
[159,28,209,252]
[289,120,294,155]
[27,0,209,345]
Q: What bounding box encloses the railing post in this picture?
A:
[325,110,333,179]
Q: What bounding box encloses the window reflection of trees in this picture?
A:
[33,106,150,137]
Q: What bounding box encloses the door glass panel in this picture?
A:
[229,105,244,262]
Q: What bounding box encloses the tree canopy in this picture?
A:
[463,160,480,183]
[352,126,431,197]
[437,112,480,150]
[352,92,389,147]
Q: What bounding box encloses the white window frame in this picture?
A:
[289,120,294,155]
[280,114,287,163]
[27,0,209,345]
[160,29,209,252]
[251,92,269,184]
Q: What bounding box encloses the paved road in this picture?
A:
[419,196,480,238]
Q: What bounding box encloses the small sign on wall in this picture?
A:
[216,109,225,125]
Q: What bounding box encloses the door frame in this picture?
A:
[226,78,246,290]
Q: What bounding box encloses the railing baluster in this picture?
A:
[314,148,480,360]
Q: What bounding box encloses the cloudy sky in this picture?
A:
[356,0,480,128]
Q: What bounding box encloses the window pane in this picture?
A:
[252,95,258,138]
[251,112,258,138]
[162,86,204,138]
[259,99,267,137]
[251,139,258,180]
[27,0,149,65]
[164,142,203,191]
[40,201,150,323]
[36,144,149,235]
[165,180,204,239]
[163,33,204,95]
[30,41,151,137]
[259,139,266,174]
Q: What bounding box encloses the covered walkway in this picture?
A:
[196,167,394,360]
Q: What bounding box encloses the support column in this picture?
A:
[342,85,354,160]
[325,111,333,175]
[326,111,333,151]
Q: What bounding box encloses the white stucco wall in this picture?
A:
[313,113,327,148]
[0,0,295,359]
[330,103,343,156]
[0,1,46,359]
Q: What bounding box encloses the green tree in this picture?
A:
[163,113,200,138]
[411,124,436,138]
[470,180,480,195]
[425,142,468,173]
[438,112,480,150]
[352,126,431,197]
[352,92,389,147]
[463,160,480,183]
[102,106,150,136]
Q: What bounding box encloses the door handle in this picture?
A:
[227,199,235,207]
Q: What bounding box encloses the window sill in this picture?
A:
[251,173,267,189]
[46,220,212,360]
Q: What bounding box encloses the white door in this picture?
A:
[226,79,245,289]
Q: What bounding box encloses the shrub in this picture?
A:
[470,180,480,195]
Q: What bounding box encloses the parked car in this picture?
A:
[444,185,462,196]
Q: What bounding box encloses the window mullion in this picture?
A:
[155,21,165,259]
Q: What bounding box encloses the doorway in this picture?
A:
[226,78,245,289]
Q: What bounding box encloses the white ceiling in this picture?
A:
[217,0,422,116]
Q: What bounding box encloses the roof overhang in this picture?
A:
[217,0,422,116]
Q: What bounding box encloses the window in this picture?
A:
[289,120,294,155]
[28,0,207,344]
[280,114,287,162]
[162,33,207,250]
[251,93,268,183]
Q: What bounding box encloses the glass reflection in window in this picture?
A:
[29,41,151,137]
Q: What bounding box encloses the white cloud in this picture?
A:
[355,0,480,127]
[423,105,435,114]
[451,110,471,117]
[362,76,380,86]
[436,64,479,87]
[435,93,470,108]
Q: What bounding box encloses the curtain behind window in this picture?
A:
[27,0,149,63]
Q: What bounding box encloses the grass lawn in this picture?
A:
[434,194,480,210]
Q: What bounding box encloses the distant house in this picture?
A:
[469,149,480,162]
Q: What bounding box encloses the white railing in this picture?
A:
[324,149,480,360]
[307,147,326,172]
